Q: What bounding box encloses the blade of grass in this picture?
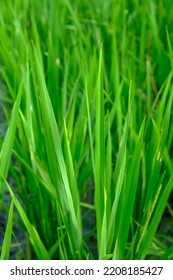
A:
[95,47,105,251]
[0,82,22,207]
[0,201,14,260]
[136,172,173,259]
[114,117,145,259]
[5,179,51,260]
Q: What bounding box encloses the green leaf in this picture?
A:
[6,180,51,260]
[0,201,14,260]
[0,83,22,206]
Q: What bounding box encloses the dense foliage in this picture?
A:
[0,0,173,260]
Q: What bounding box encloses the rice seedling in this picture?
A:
[0,0,173,260]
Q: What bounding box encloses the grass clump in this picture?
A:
[0,0,173,260]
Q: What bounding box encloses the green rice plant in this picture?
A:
[0,83,22,206]
[5,179,51,260]
[0,0,173,260]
